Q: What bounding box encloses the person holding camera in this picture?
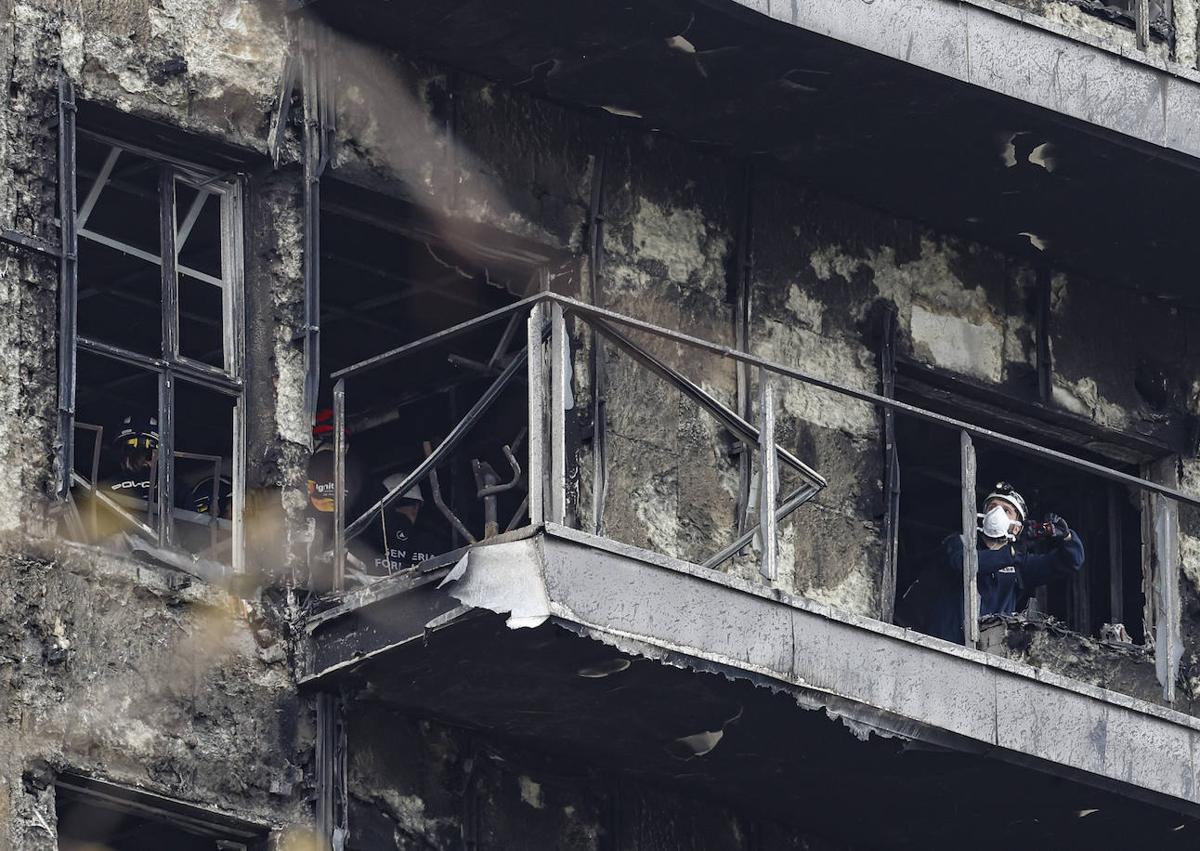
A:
[911,481,1086,644]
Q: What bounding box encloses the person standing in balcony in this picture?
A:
[907,481,1086,643]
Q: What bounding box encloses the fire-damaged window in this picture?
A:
[1069,0,1174,41]
[61,130,245,572]
[56,774,268,850]
[309,182,562,587]
[892,371,1150,645]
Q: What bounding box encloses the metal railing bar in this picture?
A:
[78,337,242,395]
[343,344,530,541]
[702,483,820,570]
[70,471,157,541]
[78,228,223,287]
[758,369,779,581]
[548,294,1200,509]
[332,295,541,380]
[588,316,826,489]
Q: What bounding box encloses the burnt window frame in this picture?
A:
[886,357,1171,645]
[58,127,247,571]
[55,771,269,850]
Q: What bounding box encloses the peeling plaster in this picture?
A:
[628,198,729,288]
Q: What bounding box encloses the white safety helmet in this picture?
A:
[983,481,1027,522]
[383,472,424,504]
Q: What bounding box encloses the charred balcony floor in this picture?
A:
[302,525,1200,849]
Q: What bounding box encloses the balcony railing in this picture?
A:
[328,291,1200,692]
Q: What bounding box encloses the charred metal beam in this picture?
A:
[55,75,79,500]
[548,302,569,526]
[333,378,346,592]
[960,430,979,649]
[585,146,609,536]
[1,228,61,258]
[879,306,900,624]
[1108,482,1125,625]
[526,301,548,526]
[333,295,540,379]
[1036,265,1052,404]
[758,370,779,581]
[76,144,120,230]
[734,160,755,535]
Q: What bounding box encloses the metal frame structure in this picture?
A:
[60,126,247,572]
[326,292,1200,699]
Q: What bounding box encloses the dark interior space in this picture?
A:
[56,779,266,851]
[306,0,1200,312]
[325,612,1200,851]
[892,385,1146,643]
[319,184,538,567]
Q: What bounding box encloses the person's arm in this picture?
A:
[944,534,1019,577]
[1016,522,1085,589]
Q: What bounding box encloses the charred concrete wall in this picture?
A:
[0,542,308,848]
[2,0,1200,845]
[0,0,314,846]
[322,38,1200,626]
[344,701,846,851]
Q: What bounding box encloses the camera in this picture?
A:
[1027,521,1056,540]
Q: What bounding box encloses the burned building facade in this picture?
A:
[2,0,1200,848]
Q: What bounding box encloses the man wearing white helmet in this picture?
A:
[368,471,438,575]
[918,481,1086,643]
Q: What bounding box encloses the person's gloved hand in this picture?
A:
[1047,513,1072,544]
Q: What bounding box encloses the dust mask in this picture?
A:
[979,505,1014,540]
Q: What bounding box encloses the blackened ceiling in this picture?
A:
[303,0,1200,309]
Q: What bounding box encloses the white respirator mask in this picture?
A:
[978,505,1016,541]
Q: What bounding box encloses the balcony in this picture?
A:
[301,293,1200,844]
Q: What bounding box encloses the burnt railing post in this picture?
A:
[526,301,547,526]
[55,74,78,500]
[333,378,346,593]
[548,302,569,526]
[960,430,979,648]
[758,369,779,581]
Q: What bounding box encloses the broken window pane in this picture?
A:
[77,238,163,356]
[175,178,228,368]
[173,379,236,565]
[76,137,161,255]
[69,351,160,549]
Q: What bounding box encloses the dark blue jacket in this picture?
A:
[924,532,1085,644]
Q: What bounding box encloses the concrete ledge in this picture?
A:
[439,524,1200,813]
[723,0,1200,162]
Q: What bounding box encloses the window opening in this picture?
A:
[56,775,267,851]
[892,385,1147,644]
[63,131,245,573]
[1068,0,1173,43]
[313,190,550,587]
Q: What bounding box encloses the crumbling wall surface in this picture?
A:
[329,50,595,252]
[1048,276,1199,439]
[244,169,311,581]
[596,138,742,571]
[345,701,847,851]
[0,542,308,848]
[60,0,289,152]
[0,0,64,535]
